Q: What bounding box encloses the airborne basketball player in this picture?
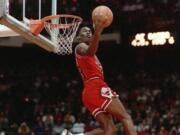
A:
[61,19,137,135]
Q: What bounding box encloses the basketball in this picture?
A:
[92,5,113,28]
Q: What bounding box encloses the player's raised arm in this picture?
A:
[76,5,113,56]
[75,22,105,56]
[85,22,104,56]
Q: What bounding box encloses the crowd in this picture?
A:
[0,47,179,135]
[0,0,180,135]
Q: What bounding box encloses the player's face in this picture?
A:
[79,27,92,44]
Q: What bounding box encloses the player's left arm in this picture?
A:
[75,25,104,56]
[85,21,105,56]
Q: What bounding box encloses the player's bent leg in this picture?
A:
[85,113,117,135]
[95,113,117,135]
[106,97,137,135]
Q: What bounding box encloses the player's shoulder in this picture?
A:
[75,43,89,56]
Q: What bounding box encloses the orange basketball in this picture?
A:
[92,5,113,28]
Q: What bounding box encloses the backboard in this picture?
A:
[0,0,82,54]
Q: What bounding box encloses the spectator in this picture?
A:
[52,120,64,135]
[71,116,85,134]
[18,122,31,135]
[158,126,169,135]
[42,112,54,131]
[33,120,45,135]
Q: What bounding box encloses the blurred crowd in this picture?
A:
[0,0,180,135]
[0,47,179,135]
[8,0,180,33]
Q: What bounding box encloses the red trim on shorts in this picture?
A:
[101,98,112,111]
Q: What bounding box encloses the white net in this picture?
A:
[44,15,82,55]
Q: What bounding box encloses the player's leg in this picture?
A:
[61,113,117,135]
[85,113,117,135]
[106,97,137,135]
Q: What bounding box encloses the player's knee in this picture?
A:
[106,130,116,135]
[122,113,132,121]
[105,124,117,135]
[120,112,132,122]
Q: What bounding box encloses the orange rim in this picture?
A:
[45,23,72,29]
[29,14,83,35]
[42,14,83,22]
[42,14,83,29]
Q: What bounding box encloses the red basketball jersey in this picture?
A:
[75,53,104,82]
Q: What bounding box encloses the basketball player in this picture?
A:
[61,20,137,135]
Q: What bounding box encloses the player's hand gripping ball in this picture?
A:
[92,5,113,28]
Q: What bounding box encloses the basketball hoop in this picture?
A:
[41,15,82,55]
